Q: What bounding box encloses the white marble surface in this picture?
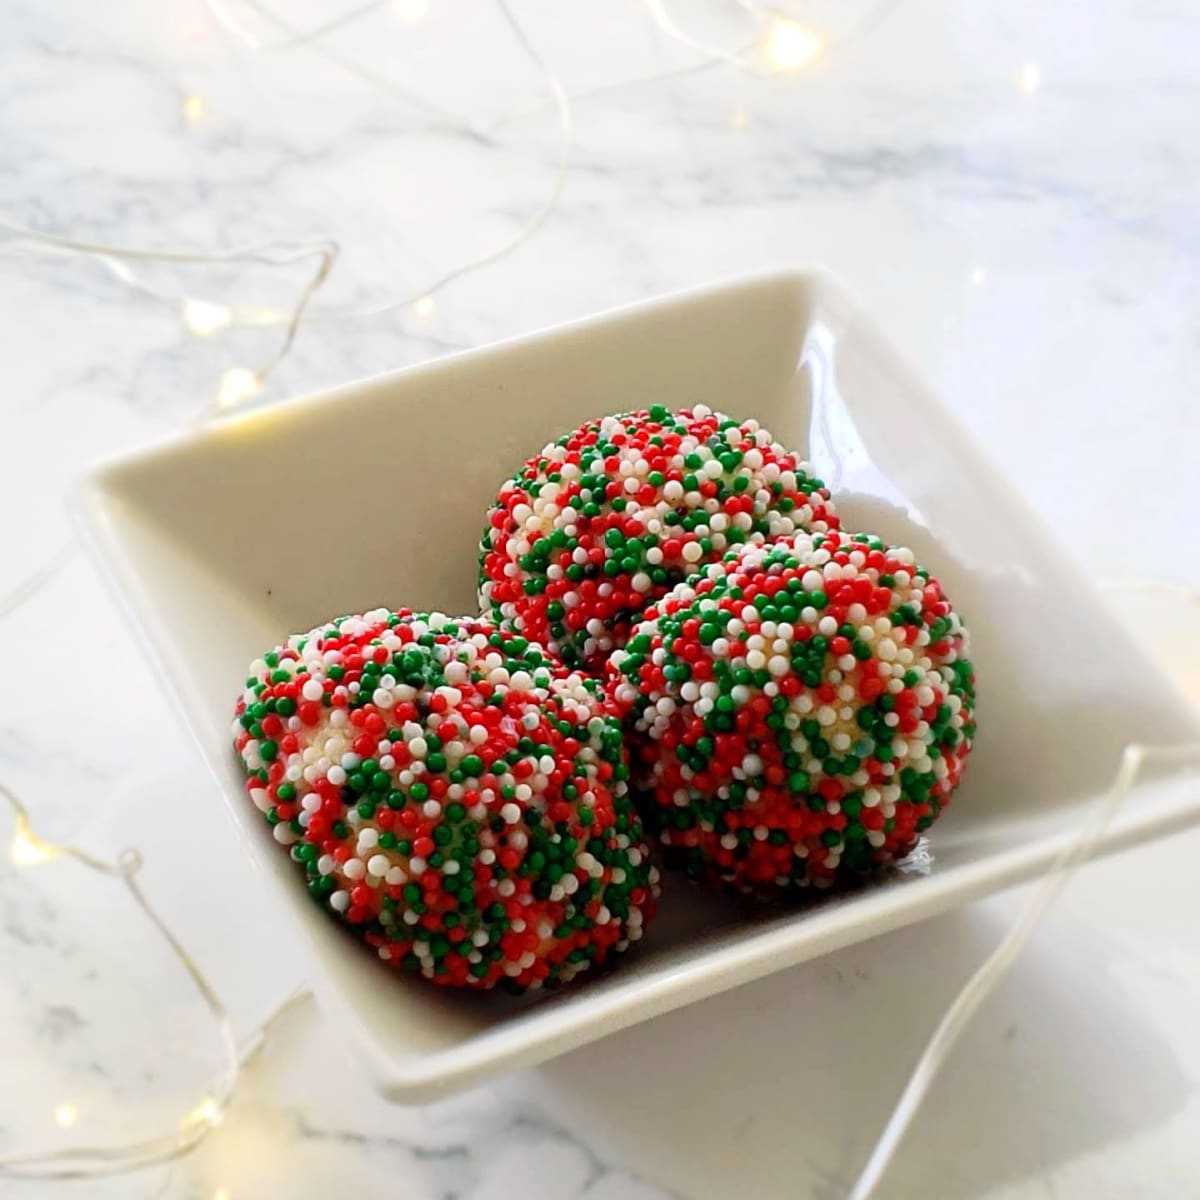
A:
[3,1,1199,1197]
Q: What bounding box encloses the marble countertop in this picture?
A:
[4,1,1199,1197]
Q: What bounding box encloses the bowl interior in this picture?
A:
[78,272,1200,1097]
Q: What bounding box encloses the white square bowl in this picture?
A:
[75,270,1200,1101]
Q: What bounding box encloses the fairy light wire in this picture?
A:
[0,542,78,622]
[196,0,886,325]
[267,0,575,327]
[251,239,339,383]
[0,1,573,1173]
[1,0,887,390]
[0,575,1196,1187]
[322,0,574,324]
[4,5,1189,1193]
[0,222,338,390]
[204,0,490,139]
[0,785,223,1178]
[482,0,902,134]
[2,0,577,392]
[0,222,334,322]
[643,0,761,71]
[0,780,314,1181]
[847,582,1200,1200]
[206,0,390,53]
[482,29,761,133]
[847,737,1200,1200]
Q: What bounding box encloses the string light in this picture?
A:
[729,104,748,130]
[1,0,569,409]
[6,6,1191,1196]
[0,780,310,1181]
[216,367,262,410]
[183,299,234,338]
[0,220,338,401]
[764,19,824,73]
[182,94,210,124]
[848,738,1200,1198]
[970,265,987,287]
[393,0,429,22]
[54,1105,79,1129]
[181,1097,224,1131]
[0,0,895,408]
[293,0,574,327]
[1,572,1196,1188]
[10,818,60,868]
[0,418,1193,1193]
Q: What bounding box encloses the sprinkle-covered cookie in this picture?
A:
[479,406,838,671]
[233,609,658,990]
[607,531,975,891]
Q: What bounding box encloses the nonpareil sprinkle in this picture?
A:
[233,609,659,991]
[607,531,976,892]
[478,406,838,671]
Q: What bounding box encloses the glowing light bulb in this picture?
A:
[1017,62,1040,95]
[213,1188,233,1200]
[182,1095,223,1130]
[216,367,261,410]
[183,299,232,337]
[10,823,59,867]
[54,1103,79,1128]
[729,106,748,130]
[970,266,987,287]
[183,94,210,125]
[764,21,823,73]
[394,0,429,22]
[413,295,436,319]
